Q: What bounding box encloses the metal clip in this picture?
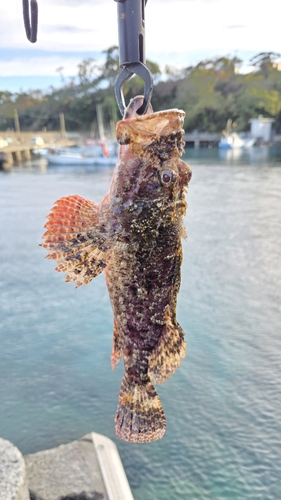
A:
[22,0,38,43]
[114,0,153,116]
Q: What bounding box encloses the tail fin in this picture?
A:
[115,376,166,443]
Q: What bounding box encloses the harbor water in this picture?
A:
[0,146,281,499]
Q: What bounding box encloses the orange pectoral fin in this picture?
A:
[40,195,113,287]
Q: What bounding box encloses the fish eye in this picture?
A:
[160,169,174,186]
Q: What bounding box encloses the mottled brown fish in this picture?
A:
[41,96,192,443]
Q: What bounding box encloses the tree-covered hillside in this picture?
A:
[1,49,281,134]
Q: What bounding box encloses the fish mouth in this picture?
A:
[116,107,186,148]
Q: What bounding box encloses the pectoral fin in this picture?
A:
[40,195,113,287]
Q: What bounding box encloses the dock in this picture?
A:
[0,131,221,168]
[0,144,38,166]
[183,132,221,148]
[0,130,76,170]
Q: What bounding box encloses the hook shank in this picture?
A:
[114,0,153,116]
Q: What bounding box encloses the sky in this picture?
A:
[0,0,280,93]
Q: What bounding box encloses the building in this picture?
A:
[249,115,275,142]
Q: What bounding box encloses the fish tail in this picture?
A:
[115,375,166,443]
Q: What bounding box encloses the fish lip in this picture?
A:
[116,108,186,147]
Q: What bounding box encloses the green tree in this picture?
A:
[2,48,281,134]
[250,52,281,77]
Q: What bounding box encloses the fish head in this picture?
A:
[111,99,192,237]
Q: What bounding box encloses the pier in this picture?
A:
[0,144,36,166]
[0,131,221,168]
[0,130,75,170]
[2,130,281,170]
[183,132,221,148]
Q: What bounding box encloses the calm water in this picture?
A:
[0,147,281,499]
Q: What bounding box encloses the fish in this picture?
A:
[41,96,192,443]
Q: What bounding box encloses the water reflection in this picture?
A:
[185,145,281,167]
[218,147,243,162]
[3,145,281,172]
[218,146,273,164]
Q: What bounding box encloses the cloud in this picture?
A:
[0,55,81,77]
[44,25,95,34]
[1,0,281,82]
[225,25,246,29]
[47,0,210,4]
[48,0,105,4]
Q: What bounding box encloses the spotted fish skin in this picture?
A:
[41,96,192,443]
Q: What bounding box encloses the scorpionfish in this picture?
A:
[41,96,192,443]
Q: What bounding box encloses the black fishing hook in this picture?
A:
[114,0,153,116]
[22,0,38,43]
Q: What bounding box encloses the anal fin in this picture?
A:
[111,320,123,370]
[148,312,186,384]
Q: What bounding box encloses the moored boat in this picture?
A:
[46,141,118,166]
[218,132,245,149]
[218,119,255,149]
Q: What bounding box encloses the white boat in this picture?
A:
[218,119,255,149]
[46,152,118,166]
[46,142,118,166]
[218,132,245,149]
[243,137,256,149]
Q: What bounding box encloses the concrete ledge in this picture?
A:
[24,433,134,500]
[92,433,134,500]
[0,438,29,500]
